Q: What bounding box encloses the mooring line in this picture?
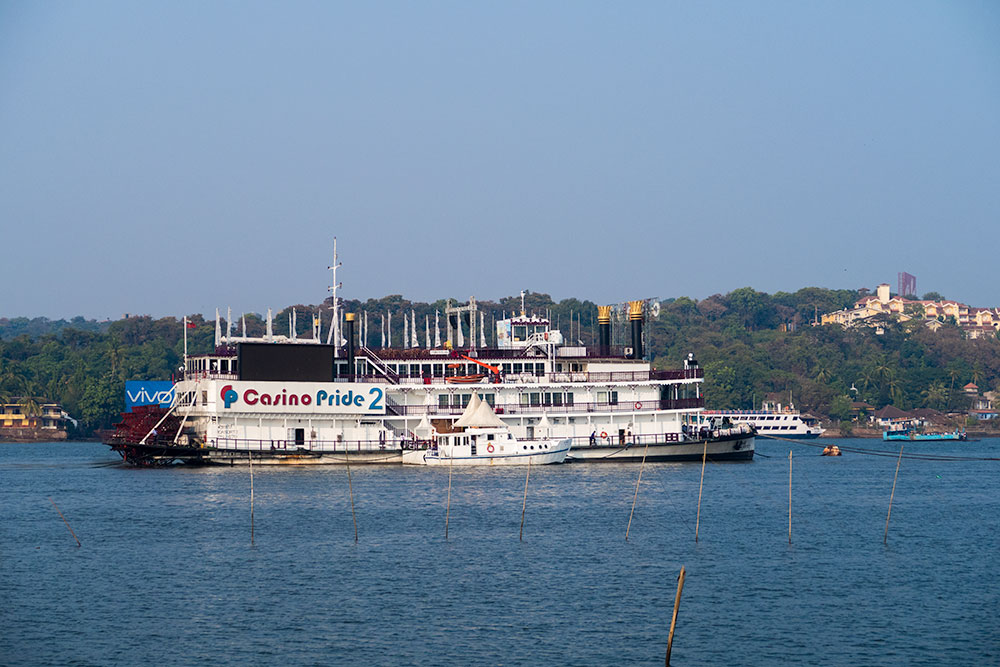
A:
[761,434,1000,461]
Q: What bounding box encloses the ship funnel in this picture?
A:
[345,313,356,378]
[597,306,612,356]
[628,300,644,360]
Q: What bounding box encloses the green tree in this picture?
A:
[921,382,948,410]
[828,395,853,421]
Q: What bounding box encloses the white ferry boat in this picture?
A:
[703,399,824,439]
[105,251,754,465]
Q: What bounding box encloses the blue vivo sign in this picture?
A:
[125,381,175,412]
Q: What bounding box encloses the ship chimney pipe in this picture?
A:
[628,300,644,360]
[345,313,356,378]
[597,306,612,356]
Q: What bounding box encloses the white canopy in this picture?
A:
[453,393,506,429]
[414,414,434,439]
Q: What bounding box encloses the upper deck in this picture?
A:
[184,346,703,386]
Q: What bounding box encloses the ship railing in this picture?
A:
[354,368,702,385]
[209,429,733,452]
[176,369,702,385]
[561,432,684,447]
[181,371,239,381]
[212,437,425,453]
[382,397,704,417]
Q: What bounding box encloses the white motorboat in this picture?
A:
[402,393,569,466]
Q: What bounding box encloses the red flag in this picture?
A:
[186,322,197,329]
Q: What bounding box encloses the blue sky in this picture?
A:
[2,1,998,319]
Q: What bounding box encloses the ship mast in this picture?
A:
[327,238,343,355]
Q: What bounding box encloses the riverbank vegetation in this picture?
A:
[2,286,999,435]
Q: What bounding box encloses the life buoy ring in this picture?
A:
[635,401,642,410]
[600,431,608,440]
[487,443,494,453]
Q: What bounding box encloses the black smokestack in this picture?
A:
[628,301,643,360]
[597,306,612,356]
[345,313,356,378]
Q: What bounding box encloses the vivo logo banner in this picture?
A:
[215,381,386,415]
[125,381,176,412]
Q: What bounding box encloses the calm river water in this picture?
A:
[2,438,998,665]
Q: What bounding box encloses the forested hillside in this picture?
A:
[2,287,998,435]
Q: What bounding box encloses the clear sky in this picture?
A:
[2,1,998,319]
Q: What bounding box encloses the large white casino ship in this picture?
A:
[106,256,754,466]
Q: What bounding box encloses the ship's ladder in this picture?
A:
[358,346,400,384]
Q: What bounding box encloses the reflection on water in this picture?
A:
[2,440,998,665]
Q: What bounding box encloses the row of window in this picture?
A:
[439,394,496,409]
[519,392,577,407]
[437,391,604,409]
[381,362,548,377]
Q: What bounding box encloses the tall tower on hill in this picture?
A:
[898,272,916,299]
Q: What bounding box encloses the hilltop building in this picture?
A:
[821,283,1000,338]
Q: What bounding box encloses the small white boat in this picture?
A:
[402,393,569,466]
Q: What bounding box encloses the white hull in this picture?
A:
[402,438,570,466]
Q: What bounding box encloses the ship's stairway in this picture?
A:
[359,346,400,384]
[384,394,404,416]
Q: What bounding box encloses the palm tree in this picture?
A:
[20,396,41,425]
[814,364,833,384]
[859,370,877,401]
[887,376,903,406]
[108,335,124,380]
[947,368,962,409]
[873,355,892,384]
[922,382,948,410]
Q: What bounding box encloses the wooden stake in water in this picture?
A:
[884,444,903,545]
[665,565,686,666]
[787,450,792,545]
[445,450,453,540]
[345,448,358,543]
[694,440,707,542]
[625,440,650,541]
[249,452,255,546]
[48,497,81,548]
[519,456,531,541]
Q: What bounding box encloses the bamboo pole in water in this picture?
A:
[445,450,453,540]
[345,448,358,543]
[519,456,531,541]
[249,453,255,546]
[665,565,686,666]
[694,440,707,542]
[49,497,81,548]
[884,444,904,544]
[788,450,792,545]
[625,440,650,541]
